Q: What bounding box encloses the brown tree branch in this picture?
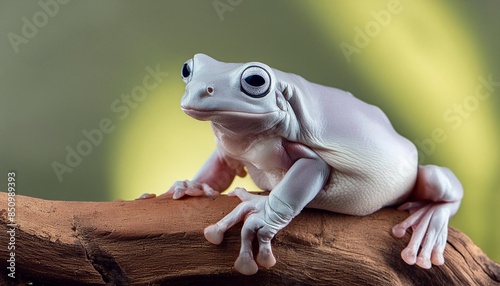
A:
[0,192,499,285]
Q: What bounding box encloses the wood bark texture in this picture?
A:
[0,192,499,286]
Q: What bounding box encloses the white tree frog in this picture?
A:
[144,54,463,275]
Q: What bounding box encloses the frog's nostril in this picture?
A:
[207,86,214,95]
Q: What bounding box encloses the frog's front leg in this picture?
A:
[139,150,246,199]
[392,165,463,269]
[204,142,330,275]
[168,150,247,199]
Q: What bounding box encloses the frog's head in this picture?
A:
[180,54,288,134]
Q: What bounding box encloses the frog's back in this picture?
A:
[279,74,418,215]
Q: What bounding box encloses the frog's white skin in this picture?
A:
[152,54,463,275]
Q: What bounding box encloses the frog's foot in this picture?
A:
[166,180,219,199]
[204,188,282,275]
[392,165,463,269]
[392,201,456,268]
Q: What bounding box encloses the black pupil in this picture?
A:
[182,63,191,78]
[244,75,265,87]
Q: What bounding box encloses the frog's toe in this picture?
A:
[236,215,274,275]
[166,180,218,199]
[136,193,157,200]
[184,183,218,197]
[428,209,448,266]
[234,251,259,275]
[204,200,254,244]
[204,224,225,245]
[255,222,276,268]
[431,245,446,266]
[401,245,418,265]
[166,180,188,199]
[256,245,276,268]
[416,253,432,269]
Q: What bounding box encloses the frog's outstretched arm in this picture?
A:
[204,141,330,275]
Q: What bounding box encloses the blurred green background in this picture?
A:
[1,1,498,262]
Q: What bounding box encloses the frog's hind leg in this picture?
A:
[392,165,463,269]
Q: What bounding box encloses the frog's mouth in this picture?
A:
[183,106,257,117]
[181,106,279,122]
[182,106,282,134]
[181,106,221,121]
[181,106,206,117]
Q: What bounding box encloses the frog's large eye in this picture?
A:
[240,66,271,98]
[181,59,193,83]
